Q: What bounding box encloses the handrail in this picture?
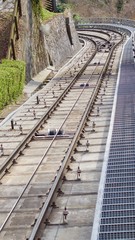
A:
[6,0,22,60]
[78,17,135,28]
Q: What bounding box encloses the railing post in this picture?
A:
[7,0,23,59]
[11,39,16,60]
[52,0,56,12]
[14,16,19,40]
[18,0,22,17]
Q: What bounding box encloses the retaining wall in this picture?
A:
[17,0,81,81]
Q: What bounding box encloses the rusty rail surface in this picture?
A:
[6,0,22,60]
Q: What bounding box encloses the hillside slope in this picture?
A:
[67,0,135,19]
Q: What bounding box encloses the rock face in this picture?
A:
[17,0,81,81]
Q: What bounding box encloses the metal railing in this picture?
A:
[78,17,135,28]
[6,0,22,60]
[44,0,56,12]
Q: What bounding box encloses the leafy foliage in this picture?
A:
[116,0,124,13]
[56,0,72,12]
[59,0,68,3]
[31,0,56,21]
[0,60,26,109]
[73,14,81,23]
[31,0,41,17]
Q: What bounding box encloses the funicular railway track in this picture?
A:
[0,28,125,240]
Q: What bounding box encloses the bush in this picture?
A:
[0,70,9,109]
[116,0,124,13]
[31,0,56,21]
[73,14,81,24]
[56,3,71,12]
[0,59,26,110]
[2,59,26,92]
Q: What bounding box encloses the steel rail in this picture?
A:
[29,32,124,240]
[77,24,131,37]
[78,29,111,42]
[0,39,97,180]
[0,42,97,232]
[0,30,123,234]
[0,28,123,235]
[0,77,93,233]
[0,36,105,232]
[78,32,111,43]
[77,27,123,36]
[78,28,111,34]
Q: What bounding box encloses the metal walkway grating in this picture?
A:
[94,37,135,240]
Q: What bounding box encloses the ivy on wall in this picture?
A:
[0,59,26,110]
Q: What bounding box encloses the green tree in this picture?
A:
[116,0,124,13]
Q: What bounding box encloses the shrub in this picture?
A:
[0,70,9,109]
[56,3,71,12]
[31,0,56,21]
[0,59,26,110]
[73,14,81,24]
[116,0,124,13]
[2,59,26,92]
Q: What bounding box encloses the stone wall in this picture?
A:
[16,0,49,81]
[2,0,81,81]
[0,12,12,61]
[41,10,81,68]
[0,0,14,61]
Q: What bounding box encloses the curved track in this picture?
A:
[0,27,125,240]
